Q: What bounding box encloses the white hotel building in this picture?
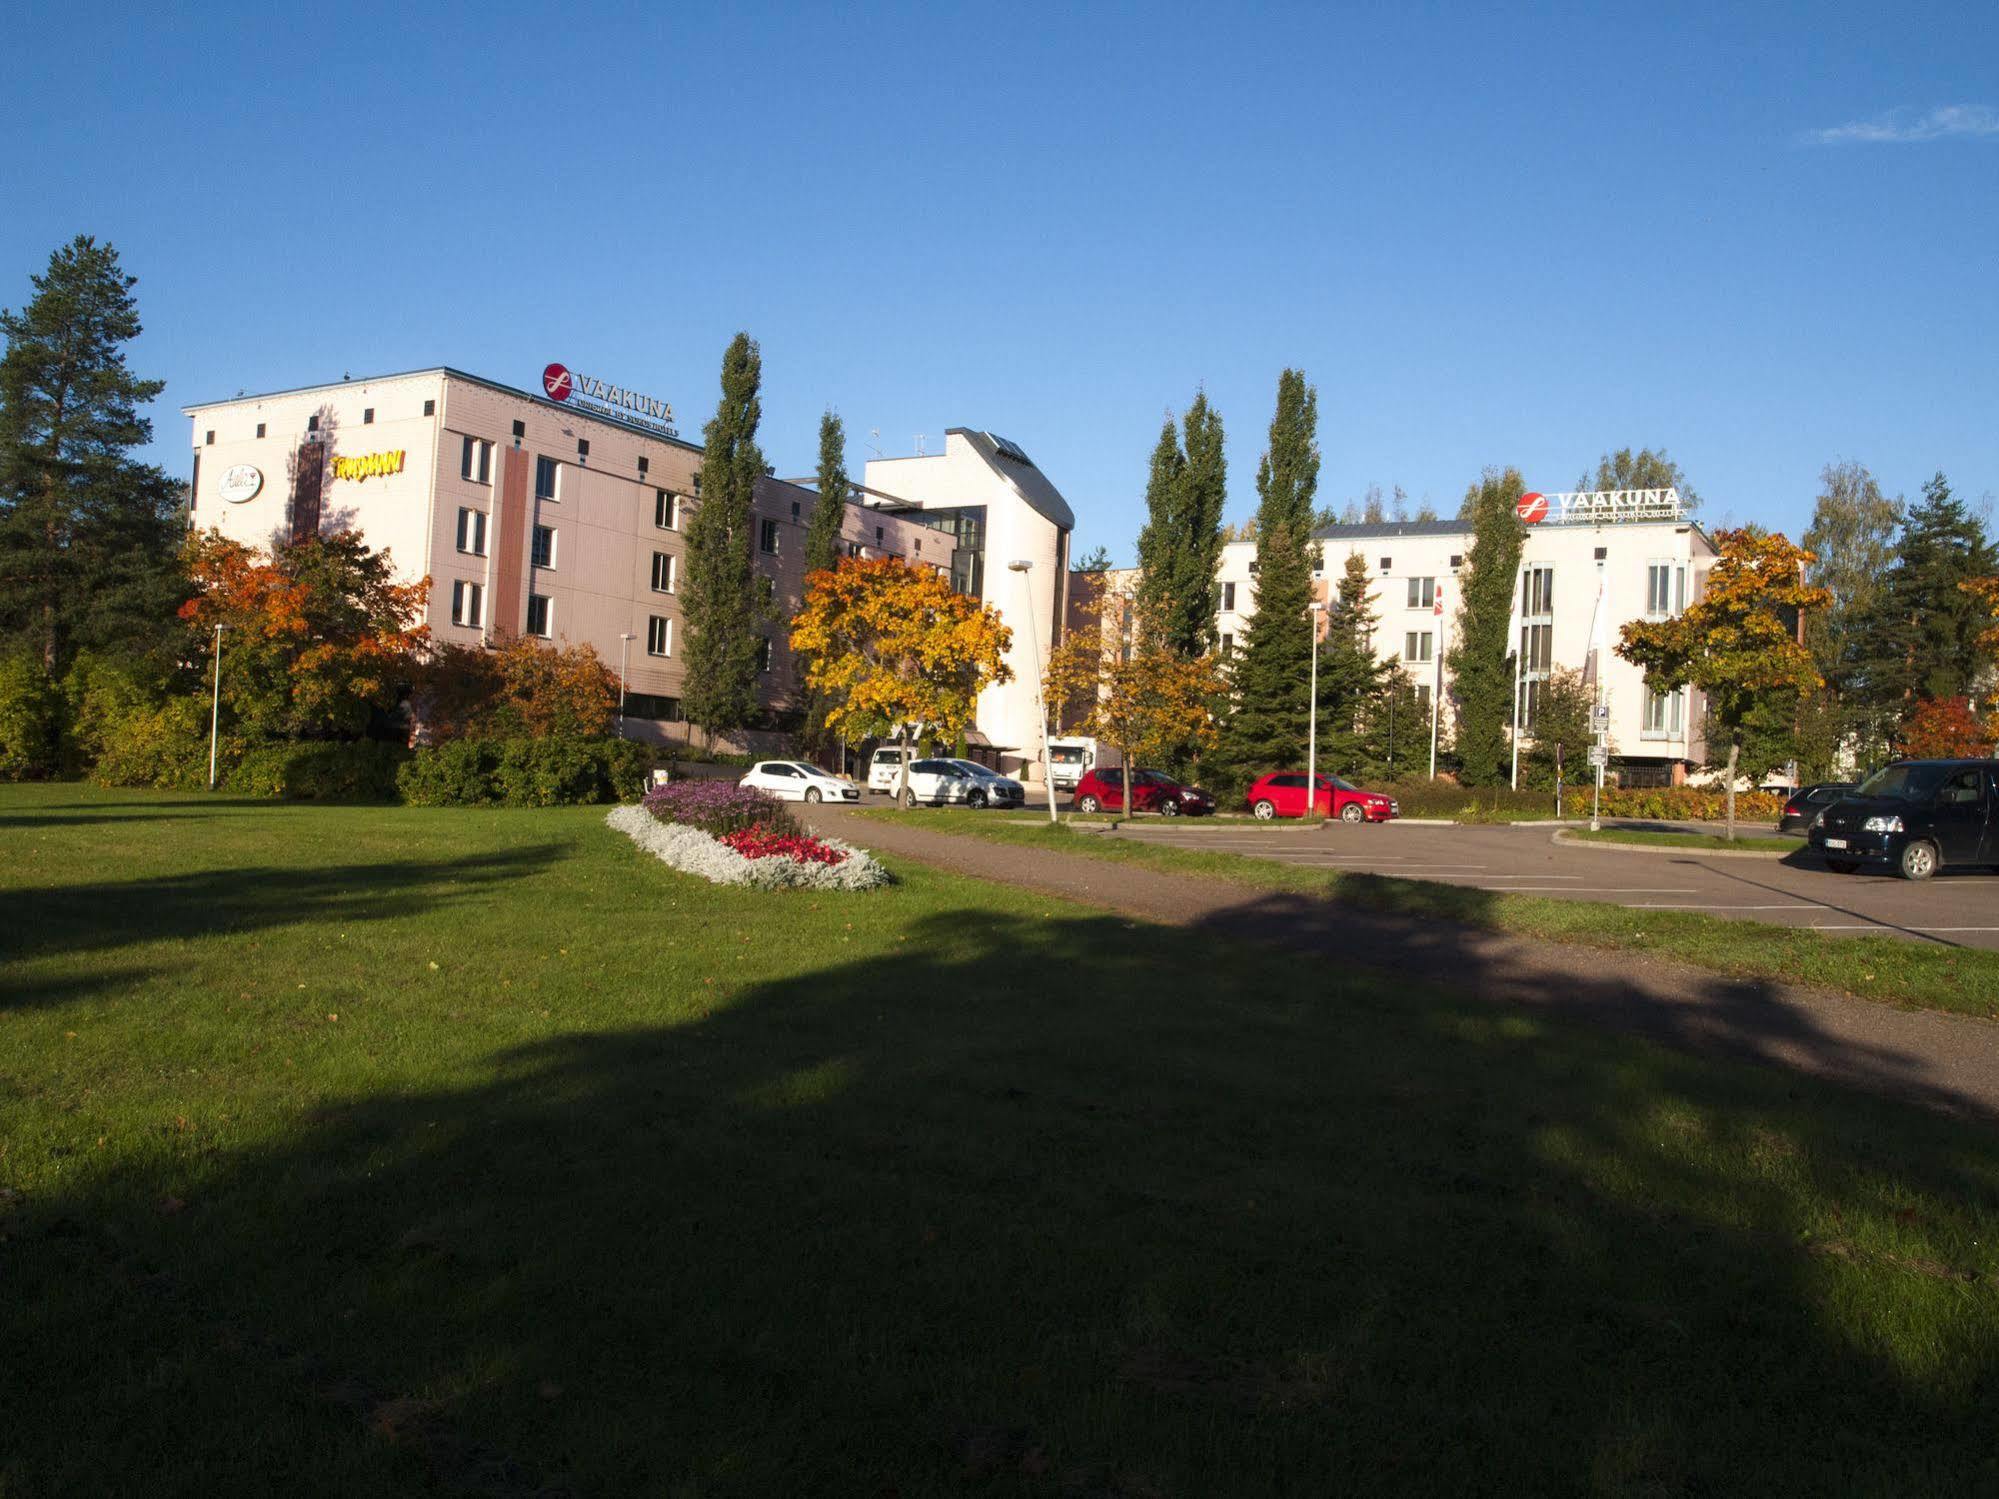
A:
[1215,495,1721,782]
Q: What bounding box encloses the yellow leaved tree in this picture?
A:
[1042,573,1226,817]
[790,556,1012,803]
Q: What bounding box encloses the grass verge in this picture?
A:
[857,809,1999,1018]
[7,782,1999,1494]
[1561,828,1807,852]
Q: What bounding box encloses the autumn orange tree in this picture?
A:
[1895,696,1990,759]
[178,528,428,741]
[789,556,1011,803]
[1042,574,1225,817]
[414,635,617,742]
[1960,575,1999,741]
[1618,528,1830,839]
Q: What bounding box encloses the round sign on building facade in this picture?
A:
[218,464,264,503]
[1516,491,1548,524]
[543,363,573,401]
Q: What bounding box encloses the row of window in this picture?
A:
[456,505,682,595]
[201,399,437,447]
[1217,561,1687,623]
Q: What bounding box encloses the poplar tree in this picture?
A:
[1133,392,1227,661]
[1133,417,1185,631]
[1446,466,1527,785]
[0,234,183,671]
[1219,369,1320,772]
[680,333,767,743]
[803,410,848,577]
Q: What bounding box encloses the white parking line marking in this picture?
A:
[1626,902,1824,910]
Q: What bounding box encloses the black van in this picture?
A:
[1809,759,1997,880]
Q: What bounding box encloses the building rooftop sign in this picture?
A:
[542,361,678,439]
[1518,489,1684,525]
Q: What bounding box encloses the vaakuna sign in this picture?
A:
[542,362,677,438]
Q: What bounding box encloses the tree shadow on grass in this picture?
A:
[0,844,563,982]
[6,905,1999,1495]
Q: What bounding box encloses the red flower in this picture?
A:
[718,825,850,866]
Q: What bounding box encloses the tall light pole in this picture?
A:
[1006,558,1059,826]
[617,632,636,737]
[1306,599,1325,818]
[207,623,228,791]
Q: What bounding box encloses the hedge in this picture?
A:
[398,737,653,807]
[225,741,409,801]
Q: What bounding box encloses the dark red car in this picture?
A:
[1072,767,1216,816]
[1245,772,1398,823]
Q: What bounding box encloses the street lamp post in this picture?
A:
[1006,559,1059,827]
[1307,600,1325,819]
[207,623,228,790]
[617,632,636,737]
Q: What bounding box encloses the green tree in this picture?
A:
[1219,369,1320,772]
[1618,529,1830,838]
[1071,544,1113,572]
[681,333,769,744]
[1871,473,1994,708]
[803,410,848,577]
[1314,550,1395,775]
[1445,467,1526,785]
[0,234,184,672]
[1519,665,1595,792]
[1802,459,1902,759]
[1134,392,1227,659]
[1576,446,1700,513]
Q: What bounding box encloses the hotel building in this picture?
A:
[183,367,1071,763]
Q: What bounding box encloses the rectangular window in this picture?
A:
[647,615,672,657]
[255,422,266,439]
[512,419,525,439]
[1407,576,1435,609]
[1520,623,1552,672]
[205,430,215,445]
[525,594,551,637]
[461,436,492,484]
[1414,683,1432,717]
[1644,688,1686,737]
[654,489,678,529]
[577,438,589,459]
[423,399,435,416]
[1404,630,1434,663]
[791,500,801,521]
[307,414,319,433]
[1220,632,1234,654]
[535,455,558,501]
[1647,562,1672,616]
[692,472,702,496]
[1221,581,1237,612]
[650,551,676,593]
[531,525,555,569]
[1379,556,1392,573]
[1524,564,1554,617]
[760,518,780,554]
[455,507,487,556]
[362,408,374,425]
[450,580,483,627]
[758,637,774,673]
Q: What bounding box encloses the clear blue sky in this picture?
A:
[5,1,1994,559]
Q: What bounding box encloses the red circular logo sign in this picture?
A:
[542,363,573,401]
[1516,491,1548,524]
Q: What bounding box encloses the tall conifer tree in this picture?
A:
[1868,472,1995,707]
[1220,369,1320,771]
[1313,549,1395,774]
[680,333,767,742]
[0,235,182,671]
[1446,466,1526,785]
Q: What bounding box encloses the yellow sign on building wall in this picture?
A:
[331,449,406,482]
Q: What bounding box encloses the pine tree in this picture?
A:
[0,234,183,671]
[803,410,847,578]
[1313,550,1395,774]
[1220,369,1320,771]
[1870,473,1994,707]
[1446,467,1526,785]
[680,333,768,743]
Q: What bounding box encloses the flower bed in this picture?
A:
[607,799,891,891]
[640,778,800,838]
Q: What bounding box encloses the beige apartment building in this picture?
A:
[184,369,1077,763]
[184,367,944,748]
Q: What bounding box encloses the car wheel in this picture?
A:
[901,788,917,809]
[804,786,821,804]
[1159,798,1180,817]
[966,788,987,809]
[1824,859,1859,874]
[1253,799,1276,820]
[1078,794,1101,813]
[1898,841,1939,881]
[1340,802,1364,824]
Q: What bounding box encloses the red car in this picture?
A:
[1072,767,1216,816]
[1245,772,1398,823]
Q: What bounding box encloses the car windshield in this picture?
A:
[1324,776,1358,791]
[1133,770,1172,786]
[1856,764,1947,802]
[1050,746,1085,763]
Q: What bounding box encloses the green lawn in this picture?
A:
[861,810,1999,1018]
[6,784,1999,1495]
[1562,827,1807,853]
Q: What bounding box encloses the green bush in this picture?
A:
[225,741,408,801]
[399,737,654,807]
[1596,786,1787,822]
[0,651,64,781]
[92,697,232,791]
[59,653,158,776]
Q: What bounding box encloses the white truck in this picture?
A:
[1047,736,1117,793]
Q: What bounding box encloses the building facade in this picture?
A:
[184,367,946,749]
[1215,503,1720,781]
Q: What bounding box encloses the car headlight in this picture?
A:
[1861,815,1903,833]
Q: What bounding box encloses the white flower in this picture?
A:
[605,805,892,891]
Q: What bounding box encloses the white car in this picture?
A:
[886,758,977,808]
[866,745,915,794]
[738,760,861,804]
[938,758,1025,809]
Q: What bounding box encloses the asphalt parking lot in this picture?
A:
[1109,819,1999,949]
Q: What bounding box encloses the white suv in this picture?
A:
[938,758,1025,809]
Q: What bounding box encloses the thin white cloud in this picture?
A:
[1803,105,1999,145]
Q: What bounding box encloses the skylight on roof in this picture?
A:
[987,433,1033,466]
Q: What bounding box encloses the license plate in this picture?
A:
[1823,837,1847,849]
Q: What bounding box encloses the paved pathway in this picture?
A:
[808,806,1999,1123]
